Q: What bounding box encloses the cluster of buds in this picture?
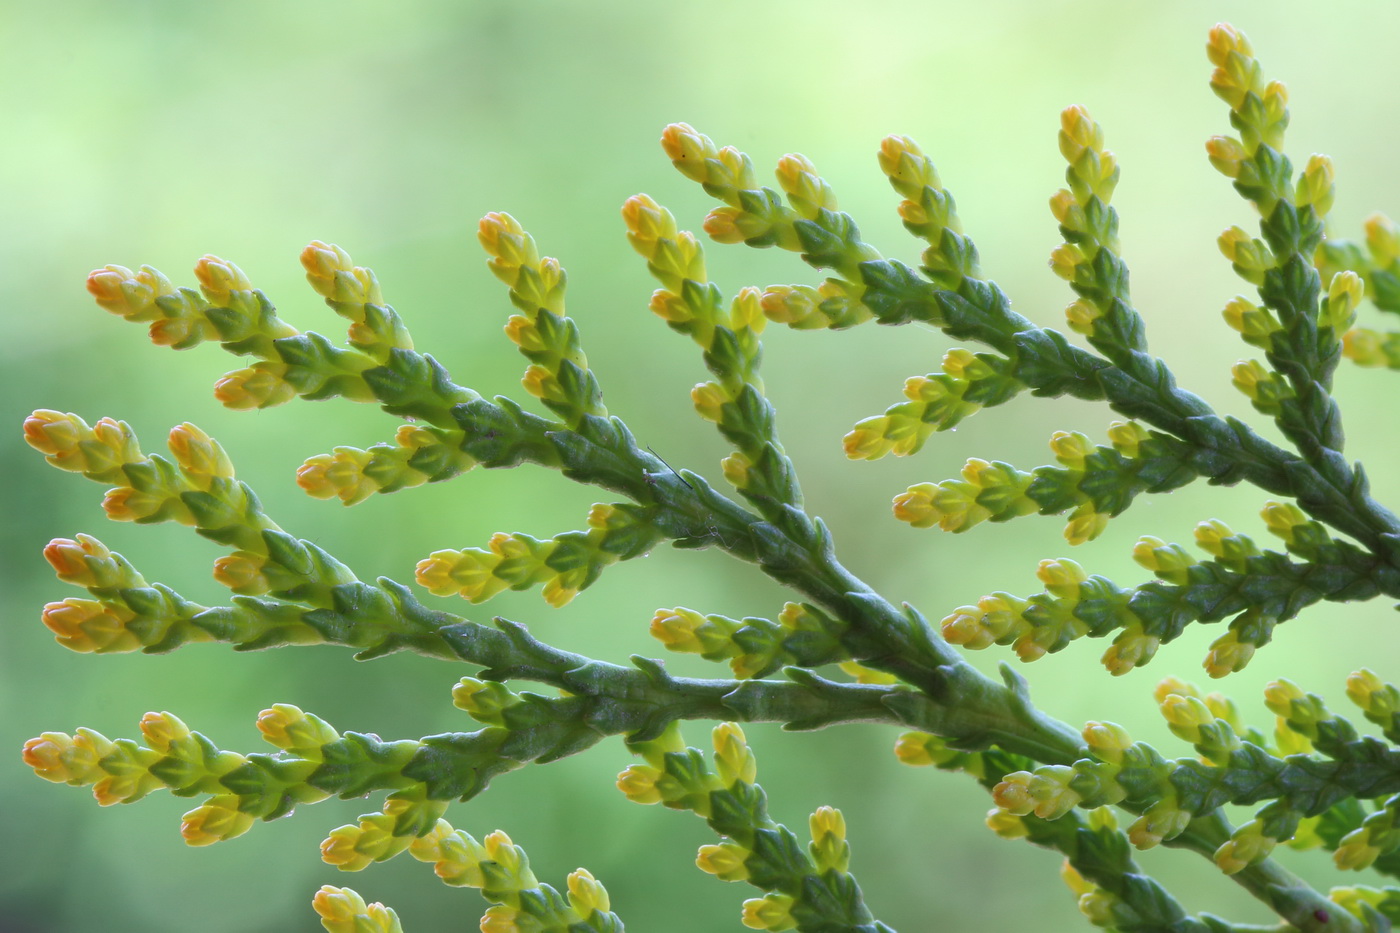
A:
[89,255,368,412]
[89,247,480,422]
[615,722,728,816]
[1035,423,1196,545]
[1262,678,1361,752]
[893,457,1035,533]
[22,709,341,844]
[24,411,225,526]
[1207,23,1355,470]
[663,123,880,329]
[21,412,424,653]
[1331,796,1400,872]
[1157,688,1243,765]
[648,601,848,678]
[1048,106,1148,364]
[480,212,607,428]
[1320,213,1400,370]
[842,348,1021,460]
[939,494,1347,680]
[1205,24,1294,213]
[940,559,1105,665]
[1229,358,1295,415]
[1345,668,1400,743]
[989,692,1214,855]
[622,192,807,519]
[37,530,210,654]
[23,414,339,651]
[622,194,728,345]
[895,421,1197,546]
[87,255,299,357]
[1058,859,1140,929]
[321,785,450,873]
[1178,520,1280,677]
[300,240,414,359]
[296,423,477,506]
[878,134,978,291]
[621,723,883,932]
[312,886,403,933]
[416,502,664,607]
[409,818,620,931]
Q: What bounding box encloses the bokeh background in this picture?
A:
[5,2,1400,930]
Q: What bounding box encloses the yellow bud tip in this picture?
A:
[991,772,1038,815]
[696,843,750,880]
[213,364,297,410]
[878,134,928,181]
[616,764,663,804]
[702,207,744,243]
[1153,676,1199,705]
[477,211,535,282]
[1058,105,1102,163]
[312,886,371,923]
[194,254,252,305]
[320,825,372,871]
[21,735,72,782]
[567,867,611,915]
[42,597,139,653]
[255,703,309,748]
[649,607,705,652]
[1082,721,1132,762]
[87,264,174,320]
[212,552,268,593]
[168,423,234,480]
[741,894,794,932]
[1207,23,1252,66]
[139,711,191,751]
[621,193,676,245]
[985,808,1029,839]
[1205,136,1248,178]
[23,409,88,459]
[1049,243,1084,281]
[660,122,712,174]
[180,796,255,846]
[301,240,353,279]
[810,805,846,842]
[690,382,729,422]
[893,732,937,766]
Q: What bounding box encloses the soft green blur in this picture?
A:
[5,2,1400,930]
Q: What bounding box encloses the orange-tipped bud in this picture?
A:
[44,534,125,588]
[213,364,297,410]
[23,728,113,784]
[87,264,175,321]
[42,597,139,653]
[194,255,253,306]
[168,423,234,482]
[180,795,254,846]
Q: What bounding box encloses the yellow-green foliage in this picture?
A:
[23,22,1400,933]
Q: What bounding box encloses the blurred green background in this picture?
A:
[5,2,1400,930]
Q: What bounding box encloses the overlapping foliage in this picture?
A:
[22,23,1400,933]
